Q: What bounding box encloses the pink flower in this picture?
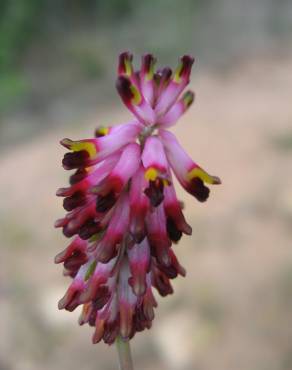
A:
[55,52,221,344]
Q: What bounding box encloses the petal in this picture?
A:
[108,143,141,192]
[79,258,116,303]
[142,136,169,179]
[146,205,171,266]
[140,273,157,319]
[118,51,137,85]
[61,122,141,169]
[62,198,97,237]
[154,67,172,102]
[116,75,156,125]
[56,153,120,198]
[155,55,194,115]
[94,192,130,263]
[54,236,88,265]
[79,302,94,325]
[164,181,192,241]
[158,90,195,127]
[160,129,221,202]
[118,258,138,339]
[95,120,144,138]
[129,166,150,242]
[93,142,141,203]
[142,136,171,207]
[58,260,93,311]
[157,249,186,279]
[128,238,150,296]
[139,53,157,106]
[94,126,110,137]
[93,294,119,344]
[151,263,173,297]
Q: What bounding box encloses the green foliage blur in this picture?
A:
[0,0,206,72]
[0,0,41,110]
[0,0,205,113]
[0,0,123,72]
[0,0,291,114]
[0,0,41,71]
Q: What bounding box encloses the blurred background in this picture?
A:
[1,0,292,369]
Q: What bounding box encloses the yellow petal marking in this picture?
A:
[146,65,154,81]
[70,141,97,158]
[124,59,133,76]
[173,62,183,84]
[96,127,109,136]
[145,167,158,181]
[162,178,170,186]
[183,91,194,108]
[130,84,142,105]
[187,167,218,184]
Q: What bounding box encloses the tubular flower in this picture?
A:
[55,52,221,345]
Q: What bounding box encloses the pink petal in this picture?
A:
[118,258,138,339]
[61,121,141,169]
[142,136,171,207]
[164,181,192,240]
[139,54,157,106]
[155,55,194,116]
[158,90,195,127]
[116,75,156,125]
[94,143,141,200]
[160,129,221,202]
[129,165,150,242]
[128,238,150,296]
[146,204,171,266]
[94,192,130,263]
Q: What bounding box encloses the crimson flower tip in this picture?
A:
[116,75,134,99]
[141,54,157,76]
[116,75,142,107]
[180,55,195,72]
[118,51,134,76]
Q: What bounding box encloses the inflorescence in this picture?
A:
[55,52,221,344]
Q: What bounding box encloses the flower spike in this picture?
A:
[55,51,221,346]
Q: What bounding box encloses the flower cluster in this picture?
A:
[55,52,221,344]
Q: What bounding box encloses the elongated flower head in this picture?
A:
[55,52,221,344]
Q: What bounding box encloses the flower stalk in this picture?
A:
[116,336,134,370]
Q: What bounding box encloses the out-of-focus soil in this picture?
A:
[1,55,292,370]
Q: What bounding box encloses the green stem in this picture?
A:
[116,336,134,370]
